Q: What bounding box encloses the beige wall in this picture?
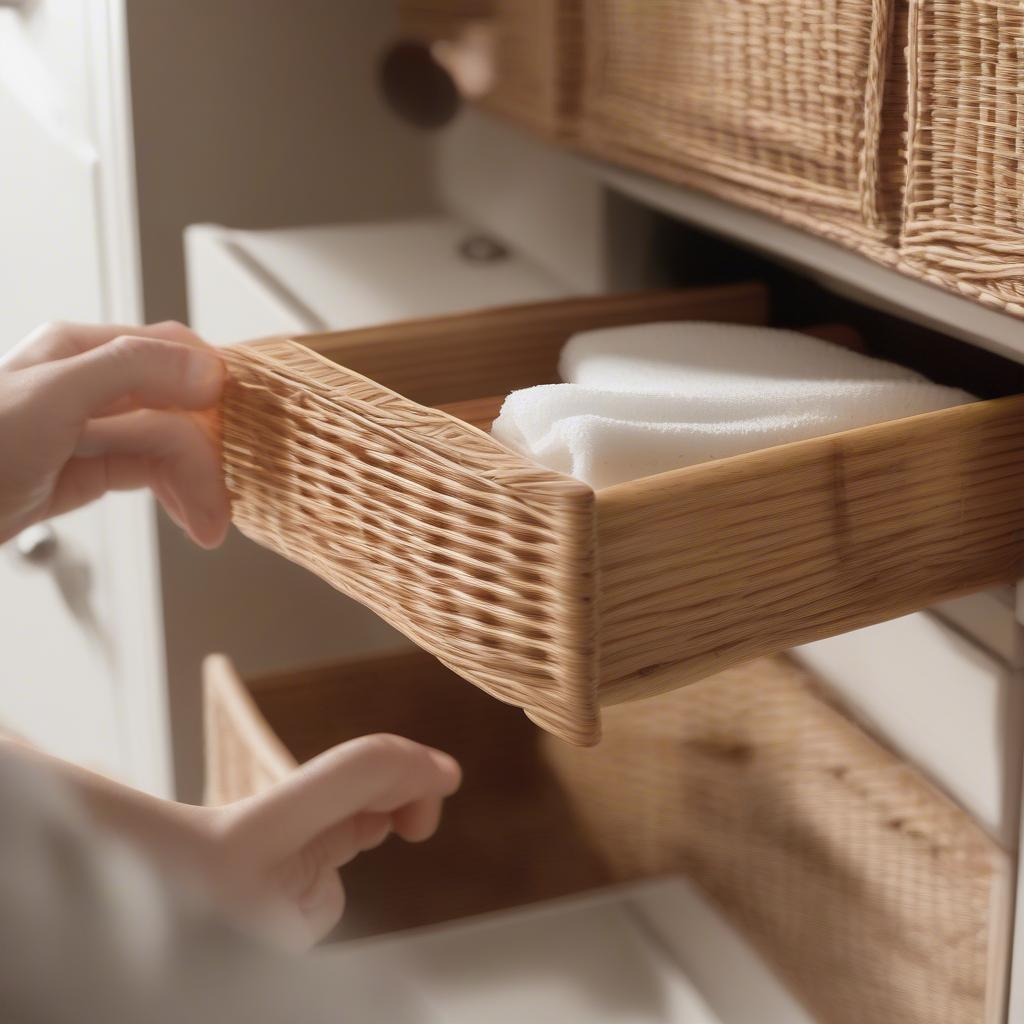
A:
[127,0,438,322]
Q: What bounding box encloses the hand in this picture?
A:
[0,320,229,548]
[6,733,461,949]
[206,734,462,947]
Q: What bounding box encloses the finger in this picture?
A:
[3,320,205,371]
[45,455,194,535]
[318,811,393,870]
[60,410,229,548]
[298,871,346,946]
[390,793,445,843]
[276,811,392,906]
[152,479,188,531]
[30,334,223,426]
[235,736,461,864]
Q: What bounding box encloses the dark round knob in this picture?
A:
[379,40,460,130]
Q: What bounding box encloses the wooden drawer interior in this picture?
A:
[204,648,1010,1024]
[205,649,615,936]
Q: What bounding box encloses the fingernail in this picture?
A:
[193,508,230,550]
[428,749,462,787]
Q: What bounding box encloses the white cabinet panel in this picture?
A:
[794,613,1023,848]
[0,509,122,776]
[0,4,104,344]
[0,3,124,778]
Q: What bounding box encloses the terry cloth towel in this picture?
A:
[491,322,974,489]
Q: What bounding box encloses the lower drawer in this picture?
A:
[204,648,1010,1024]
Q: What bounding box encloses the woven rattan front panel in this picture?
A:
[579,0,904,253]
[221,342,598,745]
[902,0,1024,316]
[542,656,1007,1024]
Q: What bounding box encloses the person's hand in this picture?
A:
[5,732,462,950]
[0,320,229,548]
[204,733,462,947]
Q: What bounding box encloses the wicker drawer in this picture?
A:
[901,0,1024,317]
[577,0,907,258]
[398,0,581,138]
[220,284,1024,746]
[203,648,1010,1024]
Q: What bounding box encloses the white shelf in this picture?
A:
[317,878,811,1024]
[579,156,1024,366]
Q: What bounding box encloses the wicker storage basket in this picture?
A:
[901,0,1024,317]
[398,0,583,138]
[576,0,908,258]
[204,648,1010,1024]
[220,285,1024,746]
[220,285,1024,745]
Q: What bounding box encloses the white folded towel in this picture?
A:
[491,322,973,489]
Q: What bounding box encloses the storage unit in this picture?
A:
[204,646,1010,1024]
[577,0,907,259]
[185,218,571,344]
[900,0,1024,317]
[219,284,1024,744]
[425,1,1024,325]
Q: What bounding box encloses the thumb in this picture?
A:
[35,334,223,423]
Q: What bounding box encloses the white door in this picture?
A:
[0,0,129,779]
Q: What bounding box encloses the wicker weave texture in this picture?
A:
[203,654,296,806]
[577,0,905,255]
[902,0,1024,316]
[220,291,1024,745]
[221,342,598,746]
[219,289,766,746]
[543,656,1008,1024]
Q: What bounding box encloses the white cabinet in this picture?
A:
[185,217,571,344]
[4,7,1024,1016]
[0,19,103,340]
[0,0,449,797]
[0,1,145,783]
